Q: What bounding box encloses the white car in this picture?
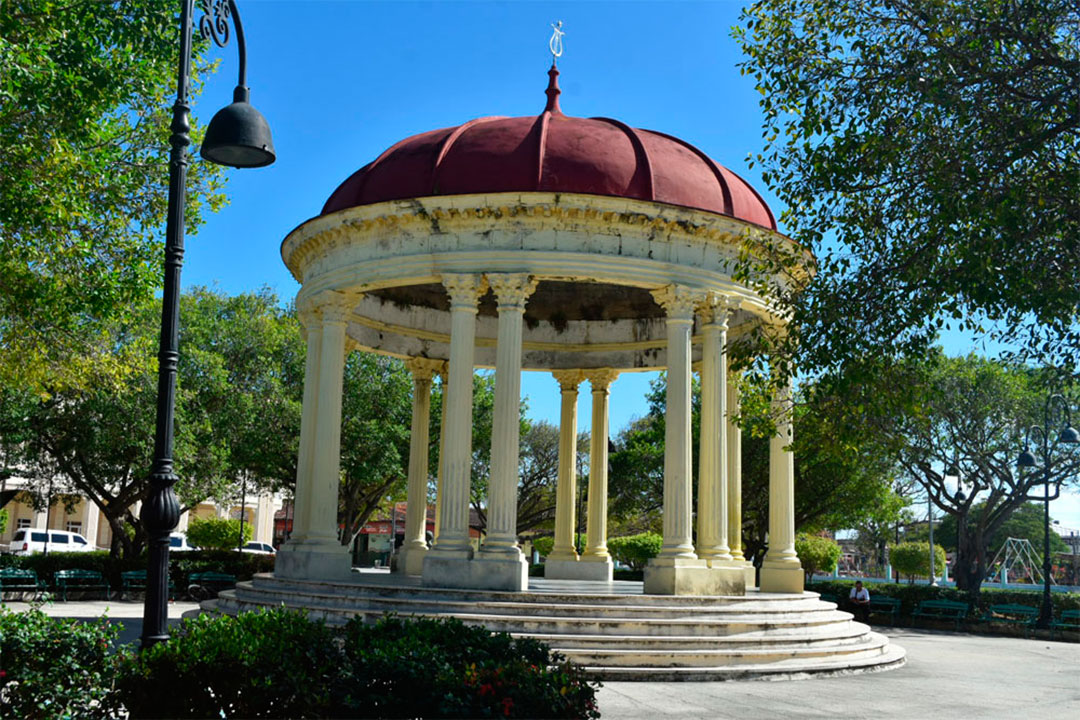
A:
[169,533,195,552]
[241,541,275,555]
[11,529,96,555]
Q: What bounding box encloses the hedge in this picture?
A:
[0,550,275,594]
[808,579,1080,619]
[1,607,601,719]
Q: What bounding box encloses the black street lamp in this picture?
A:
[141,0,274,650]
[1016,393,1079,630]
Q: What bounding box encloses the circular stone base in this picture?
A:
[203,572,905,681]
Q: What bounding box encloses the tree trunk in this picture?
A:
[952,525,987,595]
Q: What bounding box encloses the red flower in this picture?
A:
[501,697,514,716]
[479,683,495,697]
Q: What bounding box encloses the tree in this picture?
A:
[863,353,1079,593]
[515,421,561,534]
[607,533,663,571]
[0,0,226,392]
[608,373,899,565]
[795,534,842,581]
[891,541,946,584]
[937,502,1068,561]
[733,0,1080,379]
[0,289,302,557]
[187,516,252,551]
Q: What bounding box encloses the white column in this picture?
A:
[481,274,537,557]
[82,499,100,547]
[696,294,732,562]
[398,357,441,575]
[548,370,582,562]
[433,369,448,541]
[726,376,745,563]
[653,285,699,560]
[582,369,618,563]
[253,493,274,544]
[276,290,358,580]
[760,376,803,593]
[427,274,485,558]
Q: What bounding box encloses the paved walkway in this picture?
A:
[4,601,1078,718]
[598,628,1080,719]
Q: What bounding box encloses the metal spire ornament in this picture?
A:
[549,21,565,64]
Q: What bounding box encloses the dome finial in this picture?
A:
[544,62,563,114]
[549,21,564,65]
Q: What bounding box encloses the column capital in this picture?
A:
[552,369,584,391]
[651,284,699,321]
[583,368,619,392]
[691,361,703,373]
[441,273,488,309]
[405,357,445,381]
[300,289,363,325]
[697,292,737,328]
[487,273,538,308]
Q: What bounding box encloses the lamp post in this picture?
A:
[1016,393,1079,630]
[141,0,274,650]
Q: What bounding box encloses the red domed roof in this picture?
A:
[321,66,776,230]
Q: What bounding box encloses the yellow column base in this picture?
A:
[759,563,804,593]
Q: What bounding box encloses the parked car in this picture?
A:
[169,533,195,552]
[11,529,96,555]
[241,541,275,555]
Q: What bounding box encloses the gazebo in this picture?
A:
[272,64,806,597]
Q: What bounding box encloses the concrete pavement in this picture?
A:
[3,601,1077,718]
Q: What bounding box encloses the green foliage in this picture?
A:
[0,508,6,534]
[0,606,122,718]
[117,610,600,719]
[0,0,227,392]
[186,517,253,551]
[734,0,1080,375]
[807,580,1080,621]
[343,616,599,719]
[891,542,947,583]
[119,609,340,719]
[530,534,585,560]
[607,533,663,571]
[795,534,841,580]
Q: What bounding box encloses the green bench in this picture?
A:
[0,568,47,600]
[980,603,1039,637]
[869,596,902,625]
[911,599,969,630]
[818,593,840,605]
[186,571,237,600]
[54,569,111,601]
[1050,609,1080,640]
[120,570,176,600]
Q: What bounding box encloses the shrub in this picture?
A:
[341,615,600,719]
[891,541,946,583]
[0,508,7,534]
[118,608,342,719]
[0,605,123,718]
[186,516,252,551]
[795,534,841,581]
[607,533,663,570]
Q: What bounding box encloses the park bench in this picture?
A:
[0,568,47,600]
[1050,609,1080,640]
[980,603,1039,638]
[818,593,840,605]
[911,599,969,630]
[54,569,111,601]
[186,571,236,601]
[120,570,176,600]
[869,596,902,625]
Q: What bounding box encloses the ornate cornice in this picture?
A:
[280,193,811,285]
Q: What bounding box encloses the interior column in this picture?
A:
[433,369,447,541]
[547,370,582,565]
[398,357,441,575]
[696,294,732,563]
[424,274,485,586]
[579,369,618,581]
[760,376,804,593]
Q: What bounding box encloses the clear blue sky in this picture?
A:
[179,1,1079,528]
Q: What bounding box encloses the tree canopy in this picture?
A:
[734,0,1080,377]
[0,0,226,392]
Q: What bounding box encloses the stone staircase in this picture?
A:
[203,573,905,680]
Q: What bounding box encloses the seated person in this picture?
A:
[848,580,871,623]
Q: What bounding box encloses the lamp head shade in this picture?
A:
[1059,425,1080,444]
[1017,448,1038,468]
[201,86,275,168]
